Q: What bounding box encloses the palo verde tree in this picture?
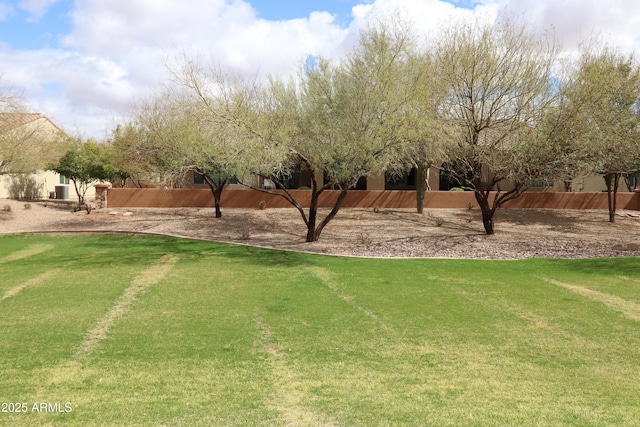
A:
[166,60,279,218]
[561,43,640,222]
[255,20,422,242]
[434,15,560,234]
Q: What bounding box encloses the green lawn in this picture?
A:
[1,233,639,426]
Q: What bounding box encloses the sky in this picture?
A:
[1,0,640,139]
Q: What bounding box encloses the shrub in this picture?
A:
[237,227,252,240]
[2,205,11,213]
[23,203,31,210]
[356,232,373,248]
[8,174,43,200]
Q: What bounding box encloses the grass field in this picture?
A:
[1,233,639,426]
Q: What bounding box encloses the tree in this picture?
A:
[561,44,640,222]
[49,138,110,205]
[115,62,271,218]
[251,21,422,242]
[0,79,67,174]
[434,16,560,234]
[167,62,279,218]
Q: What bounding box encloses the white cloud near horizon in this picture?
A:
[1,0,639,138]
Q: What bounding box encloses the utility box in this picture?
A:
[55,185,69,200]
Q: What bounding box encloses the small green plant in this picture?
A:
[373,206,380,213]
[2,204,11,212]
[435,218,445,227]
[23,203,31,210]
[467,202,474,210]
[258,200,267,210]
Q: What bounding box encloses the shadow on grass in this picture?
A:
[71,233,313,269]
[543,256,640,276]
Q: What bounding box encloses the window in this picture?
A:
[194,173,237,186]
[59,175,70,184]
[386,168,417,190]
[529,177,553,187]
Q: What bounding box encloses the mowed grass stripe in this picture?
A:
[0,243,54,264]
[0,269,61,303]
[255,316,340,427]
[72,254,179,360]
[542,277,640,322]
[307,265,393,333]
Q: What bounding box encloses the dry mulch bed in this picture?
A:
[1,198,639,259]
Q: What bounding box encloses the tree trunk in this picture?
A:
[213,186,223,218]
[204,175,226,218]
[72,179,84,205]
[475,190,495,235]
[604,173,620,223]
[416,164,427,214]
[313,187,349,241]
[306,190,320,242]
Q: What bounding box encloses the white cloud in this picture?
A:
[490,0,640,52]
[3,0,640,138]
[18,0,60,20]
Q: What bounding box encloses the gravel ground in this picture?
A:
[1,198,639,259]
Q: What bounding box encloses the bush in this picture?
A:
[2,205,11,213]
[356,232,373,248]
[8,174,43,200]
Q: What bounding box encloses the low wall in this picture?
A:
[105,188,640,210]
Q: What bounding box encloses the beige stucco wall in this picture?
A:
[0,170,97,201]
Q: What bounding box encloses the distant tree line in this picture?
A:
[39,14,640,241]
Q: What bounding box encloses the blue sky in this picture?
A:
[0,0,368,49]
[250,0,370,22]
[0,0,473,50]
[0,0,72,49]
[1,0,639,138]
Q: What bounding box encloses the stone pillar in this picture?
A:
[94,184,109,209]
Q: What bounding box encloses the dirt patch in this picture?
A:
[1,198,639,259]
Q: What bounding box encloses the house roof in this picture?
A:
[0,112,63,133]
